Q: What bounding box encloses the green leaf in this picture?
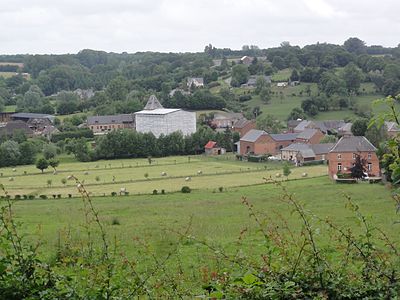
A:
[243,273,258,285]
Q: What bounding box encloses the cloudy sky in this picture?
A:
[1,0,399,54]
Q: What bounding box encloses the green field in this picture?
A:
[0,154,327,197]
[1,154,397,295]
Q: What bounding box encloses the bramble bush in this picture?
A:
[0,176,399,298]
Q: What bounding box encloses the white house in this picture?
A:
[134,95,196,137]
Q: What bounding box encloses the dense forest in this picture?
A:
[0,37,399,117]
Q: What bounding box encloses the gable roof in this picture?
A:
[270,133,298,141]
[296,128,319,140]
[205,141,218,149]
[281,143,311,152]
[329,136,376,153]
[87,114,134,125]
[240,129,267,142]
[144,95,164,110]
[310,143,334,155]
[313,120,346,133]
[233,118,254,129]
[385,121,400,132]
[294,120,313,132]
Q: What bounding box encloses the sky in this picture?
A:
[1,0,399,54]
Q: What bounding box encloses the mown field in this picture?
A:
[0,154,327,197]
[0,155,396,258]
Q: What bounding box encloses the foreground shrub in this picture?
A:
[181,186,191,193]
[39,194,47,199]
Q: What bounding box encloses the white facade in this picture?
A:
[135,108,196,137]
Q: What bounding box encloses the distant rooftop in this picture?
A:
[135,108,181,115]
[144,95,164,110]
[11,112,54,120]
[330,136,376,153]
[87,114,133,125]
[240,129,267,142]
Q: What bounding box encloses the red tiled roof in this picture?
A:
[205,141,217,149]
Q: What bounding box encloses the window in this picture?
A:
[352,153,356,160]
[368,153,372,159]
[368,163,372,171]
[337,153,342,160]
[337,163,342,171]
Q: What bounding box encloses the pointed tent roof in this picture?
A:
[144,95,163,110]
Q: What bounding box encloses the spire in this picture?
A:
[144,95,163,110]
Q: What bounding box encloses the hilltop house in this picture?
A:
[135,95,196,137]
[211,112,244,129]
[294,120,347,135]
[239,129,298,155]
[240,56,254,65]
[327,136,380,179]
[87,114,134,135]
[385,121,400,137]
[187,77,204,88]
[241,75,271,88]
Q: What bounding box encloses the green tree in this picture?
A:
[343,37,366,55]
[231,64,250,87]
[287,107,306,121]
[256,114,283,133]
[19,141,37,165]
[342,63,363,94]
[0,140,21,167]
[43,144,57,160]
[351,118,368,136]
[283,162,291,179]
[350,154,367,178]
[259,86,271,104]
[320,135,337,144]
[36,157,49,173]
[49,158,60,171]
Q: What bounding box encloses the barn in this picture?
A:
[134,95,196,137]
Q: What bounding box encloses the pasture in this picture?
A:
[0,154,327,197]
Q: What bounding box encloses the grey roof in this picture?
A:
[144,95,163,110]
[296,128,319,140]
[240,129,267,142]
[294,120,313,132]
[0,120,34,135]
[299,148,316,158]
[314,120,346,133]
[214,112,243,120]
[270,133,298,141]
[281,143,311,151]
[11,112,54,120]
[310,143,334,155]
[135,108,181,115]
[329,136,377,153]
[385,121,400,132]
[233,118,253,129]
[87,114,134,125]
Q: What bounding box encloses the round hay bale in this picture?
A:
[185,177,191,182]
[301,172,308,177]
[275,173,281,178]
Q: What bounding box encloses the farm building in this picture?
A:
[87,114,134,135]
[204,141,226,156]
[11,112,55,124]
[240,56,254,65]
[211,112,244,129]
[281,143,334,164]
[294,119,347,135]
[239,129,297,155]
[241,75,271,88]
[0,112,13,123]
[327,136,380,179]
[295,128,325,144]
[232,118,256,137]
[385,121,400,138]
[0,120,34,137]
[135,95,196,137]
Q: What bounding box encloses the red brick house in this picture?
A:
[239,129,297,155]
[232,119,256,137]
[295,128,324,144]
[327,136,380,179]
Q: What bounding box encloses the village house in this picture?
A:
[295,128,324,144]
[240,56,254,65]
[187,77,204,88]
[294,119,347,135]
[281,143,334,164]
[239,129,298,155]
[211,112,244,129]
[135,95,196,137]
[287,119,302,133]
[385,121,400,138]
[232,118,256,137]
[204,141,226,156]
[327,136,380,179]
[87,114,134,135]
[241,75,271,88]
